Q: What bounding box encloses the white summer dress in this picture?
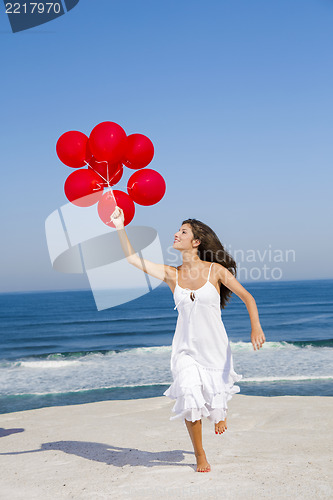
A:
[163,262,243,427]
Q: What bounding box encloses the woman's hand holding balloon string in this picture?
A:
[110,206,125,229]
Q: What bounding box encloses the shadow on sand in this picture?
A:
[0,440,195,469]
[0,428,24,438]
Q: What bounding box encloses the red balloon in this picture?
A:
[85,141,93,163]
[98,190,135,227]
[89,121,127,163]
[88,158,123,187]
[56,131,89,168]
[64,169,104,207]
[123,134,154,169]
[127,169,166,206]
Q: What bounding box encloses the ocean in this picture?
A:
[0,279,332,414]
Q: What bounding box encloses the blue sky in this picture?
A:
[0,0,332,292]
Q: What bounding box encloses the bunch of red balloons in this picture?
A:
[56,121,166,227]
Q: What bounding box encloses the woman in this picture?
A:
[111,207,266,473]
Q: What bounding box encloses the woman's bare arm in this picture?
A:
[215,263,266,350]
[111,206,173,283]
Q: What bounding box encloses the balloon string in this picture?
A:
[83,159,119,207]
[84,160,108,184]
[109,163,122,184]
[83,160,122,188]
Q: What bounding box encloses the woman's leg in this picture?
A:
[185,419,211,472]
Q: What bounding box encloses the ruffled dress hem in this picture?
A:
[163,357,243,427]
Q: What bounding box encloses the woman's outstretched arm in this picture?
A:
[110,206,172,283]
[215,263,266,351]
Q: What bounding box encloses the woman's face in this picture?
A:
[173,224,197,250]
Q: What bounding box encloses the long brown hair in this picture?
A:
[182,218,237,309]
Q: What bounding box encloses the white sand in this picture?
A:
[0,395,332,499]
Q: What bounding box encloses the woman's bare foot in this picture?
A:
[195,449,211,472]
[215,417,227,434]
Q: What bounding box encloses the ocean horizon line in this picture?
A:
[1,276,333,295]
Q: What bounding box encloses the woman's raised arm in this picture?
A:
[111,206,173,283]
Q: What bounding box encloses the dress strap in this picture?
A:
[175,267,178,285]
[207,262,214,282]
